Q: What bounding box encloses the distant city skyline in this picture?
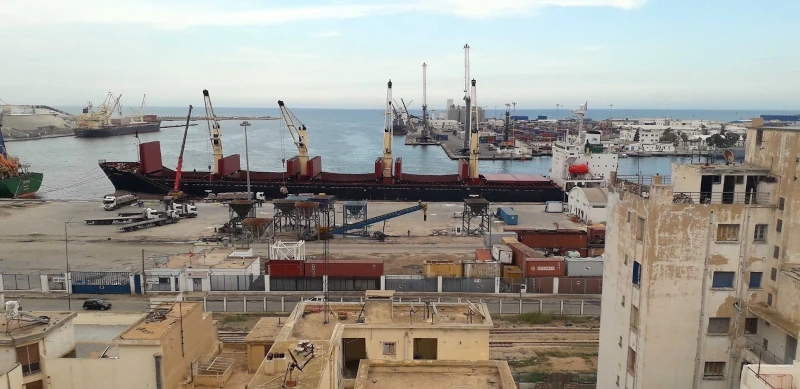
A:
[1,0,798,110]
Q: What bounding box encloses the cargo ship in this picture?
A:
[0,114,43,198]
[97,87,564,203]
[73,93,161,138]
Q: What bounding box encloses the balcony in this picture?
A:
[741,365,795,389]
[612,175,671,199]
[746,336,786,365]
[671,191,773,206]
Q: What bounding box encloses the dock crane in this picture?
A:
[462,44,472,151]
[202,89,223,174]
[382,80,394,182]
[168,105,193,199]
[421,62,430,140]
[278,100,309,176]
[468,78,480,181]
[400,99,417,133]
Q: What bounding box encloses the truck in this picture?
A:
[173,203,198,218]
[85,208,159,225]
[103,194,138,211]
[117,210,180,232]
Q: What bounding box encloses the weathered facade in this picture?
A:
[598,123,800,389]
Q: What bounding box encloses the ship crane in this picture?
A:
[462,44,472,151]
[382,80,394,181]
[202,89,223,174]
[468,78,480,181]
[168,105,193,199]
[277,100,309,176]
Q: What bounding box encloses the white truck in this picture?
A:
[86,208,159,225]
[117,209,180,232]
[173,203,198,218]
[103,194,139,211]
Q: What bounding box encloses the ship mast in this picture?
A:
[202,89,223,173]
[383,80,394,182]
[278,100,309,176]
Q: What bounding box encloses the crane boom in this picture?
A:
[202,89,223,173]
[382,80,394,181]
[170,105,193,198]
[462,44,472,150]
[468,78,479,180]
[277,100,309,176]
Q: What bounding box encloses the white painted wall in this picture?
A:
[42,319,75,358]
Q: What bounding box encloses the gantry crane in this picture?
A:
[382,80,394,181]
[278,100,310,176]
[202,89,223,174]
[168,105,194,199]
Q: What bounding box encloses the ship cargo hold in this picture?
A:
[99,141,564,202]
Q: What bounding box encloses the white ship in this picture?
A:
[0,104,74,140]
[549,102,618,191]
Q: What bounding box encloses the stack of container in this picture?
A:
[521,257,566,278]
[462,261,502,278]
[484,232,518,247]
[491,244,513,264]
[475,249,492,261]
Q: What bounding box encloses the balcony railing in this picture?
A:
[672,192,773,205]
[746,366,794,389]
[613,175,671,199]
[746,336,785,365]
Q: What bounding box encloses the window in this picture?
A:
[777,219,783,233]
[771,267,778,281]
[749,272,763,288]
[627,210,631,223]
[636,217,645,241]
[630,306,639,330]
[774,246,780,259]
[779,197,785,211]
[621,296,626,307]
[756,129,763,147]
[716,224,740,242]
[382,342,396,355]
[768,293,773,306]
[708,318,731,334]
[712,271,735,288]
[713,175,722,184]
[627,347,637,373]
[754,224,767,241]
[704,362,725,378]
[16,343,40,376]
[632,261,641,286]
[745,318,758,334]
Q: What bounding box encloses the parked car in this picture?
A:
[83,299,112,310]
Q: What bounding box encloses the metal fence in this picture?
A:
[442,277,495,293]
[2,274,42,291]
[515,372,597,388]
[384,276,438,292]
[146,276,172,292]
[47,274,67,291]
[328,278,378,292]
[71,271,131,294]
[210,275,256,291]
[270,278,323,292]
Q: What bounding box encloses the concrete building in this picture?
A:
[567,187,609,224]
[597,120,800,389]
[246,290,512,389]
[145,247,260,292]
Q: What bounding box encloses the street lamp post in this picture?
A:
[240,121,252,198]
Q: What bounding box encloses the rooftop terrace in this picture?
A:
[118,302,201,341]
[354,360,516,389]
[245,317,285,343]
[0,311,75,344]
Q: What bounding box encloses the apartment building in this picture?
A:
[597,120,800,389]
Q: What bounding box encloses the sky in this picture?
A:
[0,0,798,110]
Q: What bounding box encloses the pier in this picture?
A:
[159,115,280,122]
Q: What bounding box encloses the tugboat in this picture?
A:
[0,113,43,198]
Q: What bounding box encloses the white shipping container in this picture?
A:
[565,258,604,277]
[545,201,563,213]
[492,244,513,264]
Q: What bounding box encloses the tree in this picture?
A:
[659,127,679,143]
[680,132,689,147]
[633,128,640,142]
[701,124,710,136]
[706,130,741,148]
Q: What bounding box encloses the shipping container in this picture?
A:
[423,260,463,278]
[267,260,304,277]
[484,232,518,247]
[588,225,606,246]
[510,229,589,250]
[565,258,604,277]
[457,159,469,181]
[491,244,513,264]
[217,154,241,176]
[523,257,566,277]
[307,156,322,178]
[304,259,384,278]
[497,207,519,225]
[463,261,502,278]
[501,236,519,245]
[475,249,492,262]
[537,115,547,120]
[509,241,545,268]
[559,277,603,294]
[503,265,523,280]
[588,247,605,257]
[139,141,163,174]
[545,201,563,213]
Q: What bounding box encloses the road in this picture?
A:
[15,295,600,316]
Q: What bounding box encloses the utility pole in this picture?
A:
[64,220,72,311]
[240,121,252,198]
[141,249,146,295]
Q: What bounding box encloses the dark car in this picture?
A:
[83,299,112,310]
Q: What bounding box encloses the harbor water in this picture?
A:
[11,107,762,200]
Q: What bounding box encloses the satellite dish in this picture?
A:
[723,149,734,165]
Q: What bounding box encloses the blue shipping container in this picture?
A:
[497,207,519,225]
[510,115,529,121]
[537,115,547,120]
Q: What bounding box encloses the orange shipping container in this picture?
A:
[501,237,518,245]
[423,260,463,278]
[503,265,523,280]
[475,249,492,261]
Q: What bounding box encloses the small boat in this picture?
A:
[568,164,590,174]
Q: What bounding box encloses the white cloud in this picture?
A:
[310,31,343,38]
[578,45,608,52]
[0,0,648,29]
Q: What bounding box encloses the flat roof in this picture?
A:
[0,311,76,345]
[354,360,516,389]
[286,302,492,341]
[166,247,257,269]
[118,302,201,341]
[246,339,332,389]
[245,317,285,343]
[683,163,771,175]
